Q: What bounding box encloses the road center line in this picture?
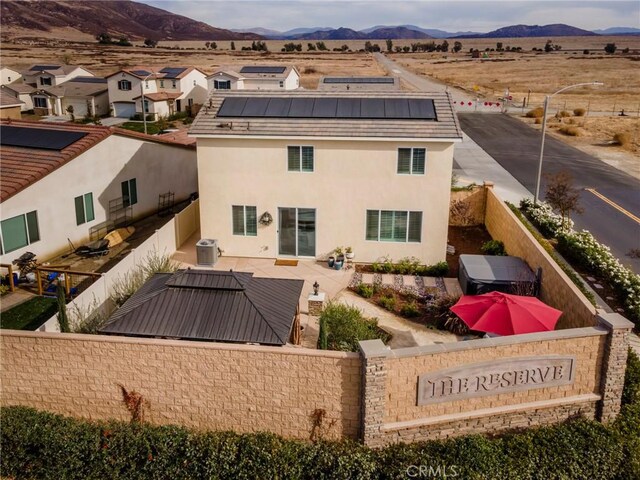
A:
[585,188,640,224]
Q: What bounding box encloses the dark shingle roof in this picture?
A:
[100,270,304,346]
[190,91,462,139]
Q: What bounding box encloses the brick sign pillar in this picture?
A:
[597,312,634,423]
[358,339,390,447]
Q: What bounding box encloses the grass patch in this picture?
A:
[119,122,162,135]
[0,297,58,330]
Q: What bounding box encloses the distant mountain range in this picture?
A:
[1,0,637,42]
[0,0,262,41]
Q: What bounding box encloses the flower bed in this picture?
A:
[520,198,640,326]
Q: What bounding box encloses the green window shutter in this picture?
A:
[129,179,137,205]
[288,146,300,171]
[366,210,379,240]
[301,146,314,172]
[379,211,394,241]
[245,206,257,236]
[408,211,422,242]
[121,180,130,207]
[75,195,85,225]
[84,193,95,222]
[412,148,426,174]
[397,148,411,174]
[393,211,408,241]
[232,206,245,235]
[26,211,39,243]
[1,215,28,253]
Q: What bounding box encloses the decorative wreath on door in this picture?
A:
[259,211,273,226]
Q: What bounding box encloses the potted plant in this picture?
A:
[334,258,344,270]
[327,254,335,268]
[334,246,345,263]
[345,246,354,260]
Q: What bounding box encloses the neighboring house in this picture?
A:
[1,83,35,111]
[106,66,208,119]
[207,65,300,92]
[0,120,197,263]
[100,269,304,346]
[318,76,400,92]
[20,64,94,88]
[31,77,109,117]
[0,67,21,86]
[0,91,23,119]
[190,91,462,264]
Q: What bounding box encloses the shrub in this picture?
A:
[526,107,544,118]
[481,240,506,256]
[623,349,640,406]
[319,302,390,351]
[423,261,449,277]
[378,294,396,312]
[534,117,542,124]
[356,283,374,298]
[558,110,572,118]
[400,301,420,318]
[574,107,586,116]
[559,126,580,136]
[613,132,631,147]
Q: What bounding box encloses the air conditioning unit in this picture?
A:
[196,238,218,266]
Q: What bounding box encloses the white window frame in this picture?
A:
[365,210,423,243]
[232,205,257,236]
[118,79,132,91]
[287,145,314,173]
[397,147,426,175]
[33,97,47,109]
[214,79,231,90]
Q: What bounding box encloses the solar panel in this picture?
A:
[29,65,61,71]
[216,97,437,120]
[324,77,395,84]
[159,67,187,79]
[240,66,287,74]
[130,70,152,77]
[0,125,88,151]
[70,77,107,84]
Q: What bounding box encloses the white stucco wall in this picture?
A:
[196,137,454,264]
[176,70,208,107]
[108,72,157,105]
[0,68,21,86]
[61,91,109,117]
[18,93,33,111]
[0,136,197,263]
[284,70,300,90]
[207,73,242,92]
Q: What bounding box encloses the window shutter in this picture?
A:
[0,215,28,253]
[121,180,130,207]
[288,146,300,171]
[301,146,314,172]
[26,211,40,243]
[75,195,85,225]
[85,193,95,222]
[393,211,408,241]
[397,148,411,174]
[408,211,422,242]
[379,211,394,241]
[129,179,137,205]
[366,210,379,240]
[232,206,245,235]
[245,206,257,236]
[412,148,426,174]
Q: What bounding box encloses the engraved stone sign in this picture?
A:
[417,356,575,405]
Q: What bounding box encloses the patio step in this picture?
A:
[443,278,463,298]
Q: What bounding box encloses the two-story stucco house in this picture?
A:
[106,66,208,119]
[207,65,300,92]
[31,77,109,117]
[20,64,94,88]
[189,91,462,264]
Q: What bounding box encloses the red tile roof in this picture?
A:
[1,119,195,202]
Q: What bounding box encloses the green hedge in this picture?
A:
[3,351,638,480]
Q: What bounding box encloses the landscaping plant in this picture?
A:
[319,302,390,352]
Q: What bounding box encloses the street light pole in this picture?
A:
[141,73,153,135]
[533,81,603,204]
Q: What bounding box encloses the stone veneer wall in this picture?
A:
[484,187,597,329]
[0,331,361,440]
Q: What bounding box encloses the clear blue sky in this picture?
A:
[138,0,638,32]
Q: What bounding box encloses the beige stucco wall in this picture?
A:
[0,331,362,440]
[0,136,196,263]
[108,72,157,105]
[197,137,454,264]
[0,105,21,119]
[0,67,21,85]
[484,188,597,329]
[384,334,605,424]
[176,69,208,106]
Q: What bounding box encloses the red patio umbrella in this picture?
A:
[450,291,562,336]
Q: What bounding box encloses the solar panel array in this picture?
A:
[217,97,437,120]
[160,67,187,79]
[29,65,61,71]
[239,66,287,74]
[0,125,88,151]
[130,69,152,77]
[323,77,395,84]
[71,76,108,84]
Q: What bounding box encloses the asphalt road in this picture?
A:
[459,113,640,273]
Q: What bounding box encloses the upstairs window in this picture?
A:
[121,178,137,207]
[118,79,132,91]
[397,148,426,175]
[214,79,230,90]
[172,80,177,88]
[40,77,52,86]
[0,211,40,254]
[74,193,95,226]
[366,210,422,243]
[287,146,314,172]
[232,205,257,236]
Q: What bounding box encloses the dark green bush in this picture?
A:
[481,239,507,256]
[400,301,420,318]
[423,261,449,277]
[356,283,374,298]
[378,295,396,312]
[623,349,640,406]
[319,302,390,352]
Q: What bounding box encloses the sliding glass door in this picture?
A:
[278,208,316,257]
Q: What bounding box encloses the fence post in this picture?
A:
[358,339,390,447]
